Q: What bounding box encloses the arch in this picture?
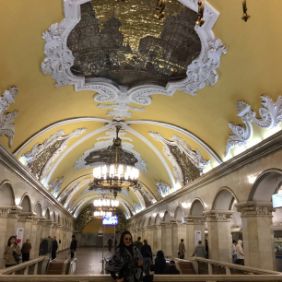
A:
[34,202,43,217]
[248,169,282,202]
[212,187,237,210]
[52,212,57,222]
[45,208,51,220]
[163,210,171,223]
[190,198,205,216]
[174,205,185,222]
[0,181,15,206]
[155,214,161,225]
[20,195,32,212]
[58,214,61,224]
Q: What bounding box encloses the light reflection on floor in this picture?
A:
[58,247,114,274]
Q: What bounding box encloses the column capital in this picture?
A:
[0,207,12,218]
[204,210,233,222]
[18,212,35,222]
[236,201,273,217]
[184,215,205,224]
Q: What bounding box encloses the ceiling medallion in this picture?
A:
[42,0,226,119]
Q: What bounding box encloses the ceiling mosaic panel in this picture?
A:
[67,0,201,87]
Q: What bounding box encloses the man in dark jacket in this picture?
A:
[141,240,153,276]
[51,236,58,260]
[70,235,77,259]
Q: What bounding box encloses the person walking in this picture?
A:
[108,237,113,252]
[21,239,32,262]
[235,239,244,265]
[192,240,207,258]
[70,235,77,259]
[3,236,21,267]
[106,230,143,282]
[134,236,143,251]
[178,239,185,259]
[51,236,58,260]
[232,240,237,263]
[141,239,153,276]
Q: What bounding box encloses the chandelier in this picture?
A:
[93,198,119,208]
[93,210,113,218]
[92,125,139,197]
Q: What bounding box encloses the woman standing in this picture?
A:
[106,230,143,282]
[3,236,21,267]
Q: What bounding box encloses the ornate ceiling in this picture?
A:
[0,0,282,219]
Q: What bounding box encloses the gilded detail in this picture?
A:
[168,144,200,184]
[67,0,201,87]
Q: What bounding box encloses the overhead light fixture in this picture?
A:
[91,125,139,197]
[93,198,120,208]
[93,210,113,218]
[195,0,205,27]
[242,0,250,22]
[154,0,167,20]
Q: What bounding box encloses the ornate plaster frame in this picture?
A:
[41,0,226,118]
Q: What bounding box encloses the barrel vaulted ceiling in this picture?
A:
[0,0,282,218]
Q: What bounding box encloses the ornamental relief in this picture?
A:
[150,132,209,185]
[20,128,85,180]
[41,0,226,119]
[0,86,18,147]
[226,95,282,155]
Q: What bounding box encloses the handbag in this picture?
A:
[13,251,21,263]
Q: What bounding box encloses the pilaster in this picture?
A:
[205,210,233,262]
[237,201,274,270]
[185,216,205,257]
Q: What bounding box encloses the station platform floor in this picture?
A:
[57,247,113,274]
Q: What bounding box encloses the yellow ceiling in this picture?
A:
[1,0,282,217]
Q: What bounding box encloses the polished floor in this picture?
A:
[57,247,113,275]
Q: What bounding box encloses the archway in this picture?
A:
[20,195,32,212]
[0,182,15,206]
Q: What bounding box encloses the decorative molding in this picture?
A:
[204,210,233,222]
[41,0,226,119]
[236,201,274,217]
[226,95,282,155]
[156,181,172,198]
[48,176,65,198]
[150,132,209,184]
[0,86,18,147]
[20,128,85,181]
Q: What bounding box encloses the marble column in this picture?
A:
[153,224,161,253]
[5,208,20,241]
[185,216,205,257]
[171,220,179,258]
[160,222,167,254]
[17,212,34,244]
[237,201,274,270]
[205,210,233,262]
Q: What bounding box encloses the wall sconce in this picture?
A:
[242,0,250,22]
[196,0,205,26]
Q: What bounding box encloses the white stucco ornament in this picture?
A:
[41,0,226,119]
[0,86,18,147]
[226,95,282,155]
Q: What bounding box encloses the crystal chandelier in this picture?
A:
[93,210,113,217]
[93,198,119,208]
[92,125,139,197]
